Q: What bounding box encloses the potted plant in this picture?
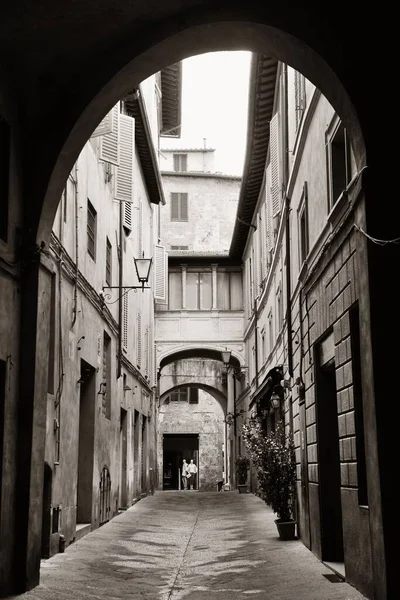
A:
[235,455,250,493]
[242,418,297,539]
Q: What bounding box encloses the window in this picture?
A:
[102,332,111,419]
[106,238,112,286]
[268,311,274,352]
[87,199,97,260]
[173,153,187,172]
[47,274,56,394]
[217,271,243,310]
[294,71,306,130]
[277,286,283,332]
[137,312,142,369]
[0,116,11,242]
[186,271,212,310]
[170,245,189,250]
[326,119,351,210]
[170,388,189,402]
[188,388,199,404]
[168,271,182,309]
[122,294,128,351]
[298,183,309,266]
[171,192,188,221]
[261,329,266,363]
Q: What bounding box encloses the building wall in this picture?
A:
[159,148,215,172]
[157,390,224,491]
[240,64,373,598]
[41,89,161,557]
[160,173,240,253]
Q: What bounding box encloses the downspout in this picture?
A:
[282,64,293,379]
[117,199,124,378]
[254,297,259,389]
[71,165,79,328]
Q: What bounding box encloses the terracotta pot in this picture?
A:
[275,519,296,540]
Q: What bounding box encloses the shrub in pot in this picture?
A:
[242,418,296,538]
[235,455,250,492]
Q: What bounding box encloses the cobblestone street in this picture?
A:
[6,492,368,600]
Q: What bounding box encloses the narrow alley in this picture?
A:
[7,492,367,600]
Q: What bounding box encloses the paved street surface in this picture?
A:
[7,492,367,600]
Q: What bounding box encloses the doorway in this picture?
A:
[76,360,95,524]
[163,434,199,490]
[315,335,344,563]
[119,408,127,509]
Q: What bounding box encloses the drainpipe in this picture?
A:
[254,297,259,389]
[71,164,79,328]
[117,199,124,379]
[282,63,293,379]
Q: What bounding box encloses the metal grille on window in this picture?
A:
[87,200,97,260]
[99,466,111,525]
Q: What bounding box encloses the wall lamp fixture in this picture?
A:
[97,382,107,396]
[224,409,245,426]
[101,255,153,304]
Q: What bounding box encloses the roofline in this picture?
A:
[124,88,166,205]
[161,171,241,181]
[229,54,279,259]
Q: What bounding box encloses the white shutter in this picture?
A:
[171,193,179,220]
[154,244,167,301]
[90,108,114,138]
[100,104,120,165]
[116,114,134,203]
[270,112,281,217]
[145,327,149,376]
[138,200,143,256]
[122,293,128,351]
[137,313,142,368]
[123,201,132,231]
[265,164,273,251]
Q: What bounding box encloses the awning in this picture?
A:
[249,366,283,410]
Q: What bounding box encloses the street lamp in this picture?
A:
[101,254,153,303]
[221,348,232,367]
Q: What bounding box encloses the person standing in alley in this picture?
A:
[188,459,198,490]
[182,459,189,490]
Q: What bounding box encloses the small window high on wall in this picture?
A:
[171,192,188,221]
[173,153,187,172]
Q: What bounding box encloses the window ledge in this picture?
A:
[327,190,349,230]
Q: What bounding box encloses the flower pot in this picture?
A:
[237,484,248,494]
[275,519,296,540]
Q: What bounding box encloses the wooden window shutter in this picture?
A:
[154,244,167,301]
[189,388,199,404]
[180,193,188,221]
[116,114,135,232]
[90,107,115,138]
[171,193,179,220]
[122,293,128,350]
[137,313,142,368]
[265,164,273,251]
[138,200,143,256]
[270,112,282,217]
[144,327,149,377]
[100,104,120,165]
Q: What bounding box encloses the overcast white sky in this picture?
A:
[160,51,252,176]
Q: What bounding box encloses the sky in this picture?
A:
[160,51,252,176]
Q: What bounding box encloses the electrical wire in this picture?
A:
[353,224,400,245]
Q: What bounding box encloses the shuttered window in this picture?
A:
[138,200,143,256]
[270,112,282,217]
[265,164,274,251]
[170,192,188,221]
[216,271,243,310]
[122,294,128,351]
[136,313,142,369]
[144,327,149,377]
[173,153,187,172]
[105,238,112,285]
[294,71,306,130]
[100,104,120,165]
[102,332,111,419]
[298,182,309,265]
[154,244,167,301]
[115,113,134,232]
[87,199,97,260]
[91,106,116,138]
[189,388,199,404]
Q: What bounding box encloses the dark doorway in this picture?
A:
[41,463,52,558]
[119,408,127,509]
[163,434,199,490]
[77,360,95,524]
[0,360,5,524]
[315,336,344,562]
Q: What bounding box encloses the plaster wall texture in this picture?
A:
[160,173,240,253]
[157,390,224,491]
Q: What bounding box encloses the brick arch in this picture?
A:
[34,16,366,245]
